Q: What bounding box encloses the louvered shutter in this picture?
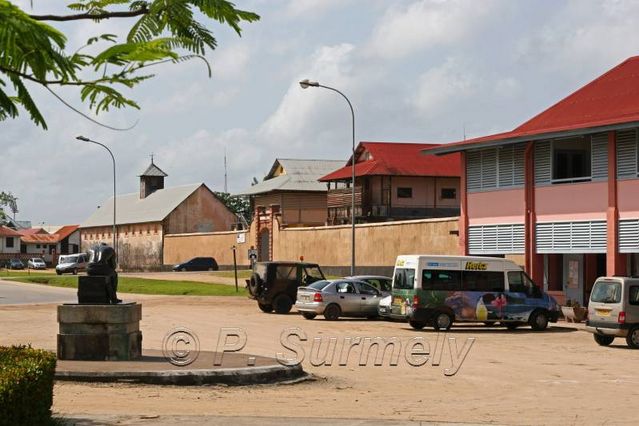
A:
[534,141,551,185]
[498,146,514,187]
[481,149,497,189]
[536,221,607,254]
[616,129,637,178]
[591,133,608,180]
[468,224,525,254]
[513,144,526,186]
[466,151,481,192]
[619,219,639,253]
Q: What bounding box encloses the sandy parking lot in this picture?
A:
[0,292,637,425]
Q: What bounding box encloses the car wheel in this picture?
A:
[529,310,549,331]
[483,321,496,326]
[247,273,263,297]
[594,334,615,346]
[302,312,317,320]
[180,267,186,272]
[56,270,62,275]
[72,269,78,275]
[208,267,213,271]
[409,320,426,330]
[626,326,639,349]
[433,312,453,331]
[323,304,341,321]
[258,303,272,313]
[273,294,293,314]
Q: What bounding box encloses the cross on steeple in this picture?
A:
[150,153,154,164]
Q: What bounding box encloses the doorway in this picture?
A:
[563,254,584,305]
[258,229,270,261]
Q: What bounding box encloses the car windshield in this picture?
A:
[60,256,78,264]
[308,280,331,290]
[591,281,622,304]
[393,268,415,290]
[34,258,44,263]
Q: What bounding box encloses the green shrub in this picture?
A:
[0,345,57,426]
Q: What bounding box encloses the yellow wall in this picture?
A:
[164,230,251,266]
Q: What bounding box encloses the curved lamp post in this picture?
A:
[76,136,117,255]
[299,79,356,275]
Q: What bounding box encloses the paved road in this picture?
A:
[0,279,77,305]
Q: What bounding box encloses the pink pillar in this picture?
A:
[607,131,627,276]
[459,152,469,255]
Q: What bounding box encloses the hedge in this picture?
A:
[0,345,57,426]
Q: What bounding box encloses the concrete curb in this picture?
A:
[55,363,307,386]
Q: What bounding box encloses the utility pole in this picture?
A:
[224,148,228,193]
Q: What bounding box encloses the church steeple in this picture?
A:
[139,157,168,199]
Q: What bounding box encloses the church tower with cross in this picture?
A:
[139,154,168,199]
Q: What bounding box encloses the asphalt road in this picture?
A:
[0,279,77,305]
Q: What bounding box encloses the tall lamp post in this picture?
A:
[299,79,356,275]
[76,136,117,255]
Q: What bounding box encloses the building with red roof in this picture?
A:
[426,56,639,305]
[320,142,461,224]
[12,225,80,265]
[0,225,22,259]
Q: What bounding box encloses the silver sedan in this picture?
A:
[295,279,383,320]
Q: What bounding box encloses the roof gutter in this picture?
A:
[423,120,639,156]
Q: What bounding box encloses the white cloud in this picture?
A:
[283,0,350,19]
[366,0,501,59]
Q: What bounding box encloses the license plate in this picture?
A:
[595,309,611,317]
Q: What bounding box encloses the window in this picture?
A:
[393,268,415,290]
[629,286,639,306]
[276,265,296,280]
[462,271,504,292]
[467,144,525,192]
[507,271,542,298]
[591,281,622,304]
[357,282,379,295]
[397,187,412,198]
[36,244,41,249]
[6,237,14,248]
[336,281,356,294]
[441,188,456,199]
[422,270,461,291]
[552,137,591,183]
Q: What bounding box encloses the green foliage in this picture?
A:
[0,191,18,223]
[0,0,259,129]
[214,191,251,223]
[0,345,57,426]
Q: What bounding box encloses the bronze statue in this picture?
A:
[87,243,121,304]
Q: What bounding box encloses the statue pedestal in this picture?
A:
[57,303,142,361]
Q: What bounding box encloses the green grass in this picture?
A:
[210,269,253,279]
[0,269,56,279]
[8,276,247,297]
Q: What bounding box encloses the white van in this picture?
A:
[585,277,639,348]
[55,253,88,275]
[390,255,561,331]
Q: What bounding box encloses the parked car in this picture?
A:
[378,294,392,318]
[56,253,88,275]
[6,259,24,270]
[346,275,393,294]
[27,258,47,270]
[585,276,639,349]
[295,279,383,320]
[172,257,219,272]
[247,261,325,314]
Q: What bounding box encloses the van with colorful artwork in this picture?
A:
[390,255,560,331]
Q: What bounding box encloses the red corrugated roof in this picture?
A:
[0,226,22,237]
[55,225,79,241]
[427,56,639,153]
[20,234,60,244]
[320,142,461,181]
[18,227,48,236]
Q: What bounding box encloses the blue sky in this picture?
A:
[3,0,639,225]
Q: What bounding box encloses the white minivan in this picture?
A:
[585,277,639,349]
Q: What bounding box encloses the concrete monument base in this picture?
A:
[57,302,142,361]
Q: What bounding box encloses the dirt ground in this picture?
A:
[1,293,637,425]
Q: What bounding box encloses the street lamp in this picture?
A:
[299,79,356,275]
[76,136,117,255]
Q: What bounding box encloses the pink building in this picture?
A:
[427,56,639,305]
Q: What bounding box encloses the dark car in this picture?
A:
[246,261,325,314]
[173,257,219,272]
[7,259,25,270]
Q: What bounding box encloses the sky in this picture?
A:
[3,0,639,226]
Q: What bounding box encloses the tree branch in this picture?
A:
[29,7,148,22]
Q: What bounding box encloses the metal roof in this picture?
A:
[236,159,344,196]
[320,142,461,181]
[81,183,202,228]
[139,161,168,177]
[426,56,639,155]
[0,225,22,237]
